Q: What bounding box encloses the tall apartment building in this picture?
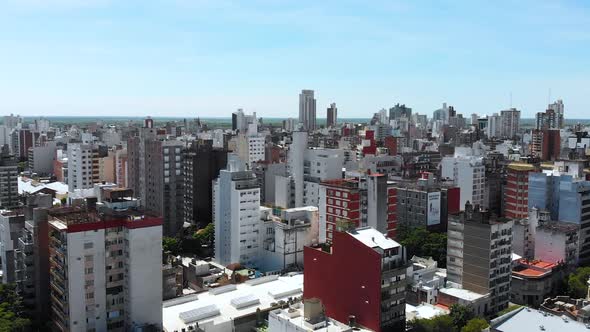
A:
[3,113,22,129]
[441,156,485,209]
[114,148,127,188]
[326,103,337,128]
[500,108,520,138]
[0,147,19,209]
[13,194,53,325]
[236,124,266,168]
[279,130,344,209]
[0,210,25,284]
[213,155,261,268]
[304,227,407,332]
[531,129,561,161]
[486,113,502,138]
[504,162,539,219]
[127,119,185,236]
[183,140,227,226]
[48,191,163,331]
[389,103,412,121]
[529,171,590,264]
[548,99,565,129]
[231,109,257,133]
[447,203,513,315]
[536,109,558,130]
[299,90,317,131]
[67,143,101,192]
[393,174,460,232]
[318,173,397,243]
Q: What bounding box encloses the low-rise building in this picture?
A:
[269,298,374,332]
[406,256,446,306]
[510,259,565,307]
[162,274,304,332]
[491,306,590,332]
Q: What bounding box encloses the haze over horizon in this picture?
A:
[1,0,589,118]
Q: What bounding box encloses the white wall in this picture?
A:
[126,225,163,329]
[67,230,107,332]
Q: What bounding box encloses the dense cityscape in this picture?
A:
[0,93,588,332]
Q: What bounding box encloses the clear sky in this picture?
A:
[1,0,589,119]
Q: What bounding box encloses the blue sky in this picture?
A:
[1,0,589,118]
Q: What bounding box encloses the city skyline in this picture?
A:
[1,0,590,118]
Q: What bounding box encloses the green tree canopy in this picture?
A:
[450,304,475,331]
[567,266,590,298]
[397,225,447,267]
[162,236,182,255]
[409,314,454,332]
[0,284,31,332]
[461,318,489,332]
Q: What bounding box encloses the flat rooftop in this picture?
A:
[162,274,303,332]
[439,287,488,302]
[493,307,589,332]
[348,227,400,250]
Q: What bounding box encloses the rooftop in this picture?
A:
[492,307,590,332]
[162,274,304,332]
[512,259,558,279]
[438,287,488,302]
[406,303,449,321]
[348,227,400,250]
[507,162,537,172]
[269,302,374,332]
[321,178,359,190]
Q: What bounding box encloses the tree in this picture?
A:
[162,237,181,255]
[193,223,214,245]
[409,314,454,332]
[0,284,31,331]
[461,318,489,332]
[567,267,590,298]
[450,304,474,331]
[397,226,447,267]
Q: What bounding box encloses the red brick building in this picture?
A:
[504,163,539,219]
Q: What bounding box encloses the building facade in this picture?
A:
[304,227,407,332]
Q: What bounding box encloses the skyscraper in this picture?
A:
[548,99,565,129]
[183,140,227,227]
[500,108,521,138]
[299,90,316,131]
[326,103,337,128]
[213,154,261,268]
[127,118,185,236]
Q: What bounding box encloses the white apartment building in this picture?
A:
[67,143,100,192]
[48,196,162,331]
[441,156,485,209]
[213,155,262,269]
[259,206,319,273]
[486,113,502,138]
[280,130,344,209]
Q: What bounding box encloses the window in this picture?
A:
[85,255,93,262]
[84,242,93,249]
[85,292,94,299]
[85,267,94,275]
